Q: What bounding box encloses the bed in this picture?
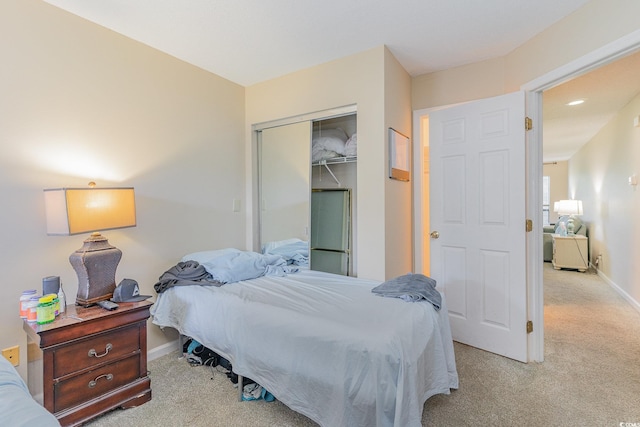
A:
[151,250,458,427]
[0,354,60,427]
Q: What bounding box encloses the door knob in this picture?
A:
[430,231,440,239]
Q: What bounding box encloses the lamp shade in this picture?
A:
[556,199,583,216]
[44,187,136,235]
[44,187,136,306]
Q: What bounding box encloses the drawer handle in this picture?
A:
[88,373,113,388]
[88,343,113,358]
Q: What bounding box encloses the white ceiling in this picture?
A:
[43,0,590,86]
[42,0,639,161]
[543,51,640,162]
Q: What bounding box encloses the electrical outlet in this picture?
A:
[594,254,603,269]
[2,345,19,367]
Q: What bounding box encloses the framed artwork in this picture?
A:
[388,128,410,181]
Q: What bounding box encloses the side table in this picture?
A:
[552,234,589,272]
[23,300,152,426]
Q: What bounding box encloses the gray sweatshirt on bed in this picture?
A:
[371,273,442,310]
[154,260,222,293]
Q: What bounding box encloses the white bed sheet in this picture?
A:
[151,269,458,427]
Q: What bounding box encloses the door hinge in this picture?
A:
[525,116,533,131]
[526,320,533,334]
[525,219,533,232]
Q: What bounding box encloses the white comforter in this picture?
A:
[151,269,458,427]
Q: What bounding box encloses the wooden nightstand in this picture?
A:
[552,234,589,272]
[23,300,152,426]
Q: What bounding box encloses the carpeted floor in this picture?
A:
[87,264,640,426]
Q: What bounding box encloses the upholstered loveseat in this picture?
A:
[543,215,587,262]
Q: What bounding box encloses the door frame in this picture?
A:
[412,28,640,363]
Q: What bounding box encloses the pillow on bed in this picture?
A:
[262,239,309,266]
[181,248,293,283]
[181,248,240,264]
[261,238,303,254]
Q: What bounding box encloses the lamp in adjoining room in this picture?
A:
[556,199,583,235]
[44,184,136,306]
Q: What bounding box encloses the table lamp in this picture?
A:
[44,184,136,306]
[556,199,583,235]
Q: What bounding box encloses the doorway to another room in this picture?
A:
[414,92,528,363]
[413,30,640,363]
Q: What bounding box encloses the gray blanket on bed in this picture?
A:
[371,273,441,310]
[154,260,222,293]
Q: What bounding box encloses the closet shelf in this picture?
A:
[312,156,357,167]
[312,156,357,187]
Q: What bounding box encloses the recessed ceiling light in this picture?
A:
[566,99,585,106]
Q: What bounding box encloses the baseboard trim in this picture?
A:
[147,339,180,362]
[595,268,640,315]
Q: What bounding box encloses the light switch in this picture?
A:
[233,199,241,212]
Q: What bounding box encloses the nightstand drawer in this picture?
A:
[54,354,141,413]
[53,324,140,378]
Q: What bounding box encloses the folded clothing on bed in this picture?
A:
[371,273,442,309]
[154,260,222,293]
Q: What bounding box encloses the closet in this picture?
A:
[257,108,357,276]
[310,114,357,275]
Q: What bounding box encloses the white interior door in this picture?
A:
[429,92,528,362]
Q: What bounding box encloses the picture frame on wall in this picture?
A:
[388,127,410,181]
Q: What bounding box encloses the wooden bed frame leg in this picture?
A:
[237,375,243,402]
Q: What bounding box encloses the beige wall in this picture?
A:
[1,0,246,376]
[246,46,413,281]
[543,161,569,225]
[570,94,640,304]
[412,57,506,110]
[383,49,413,278]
